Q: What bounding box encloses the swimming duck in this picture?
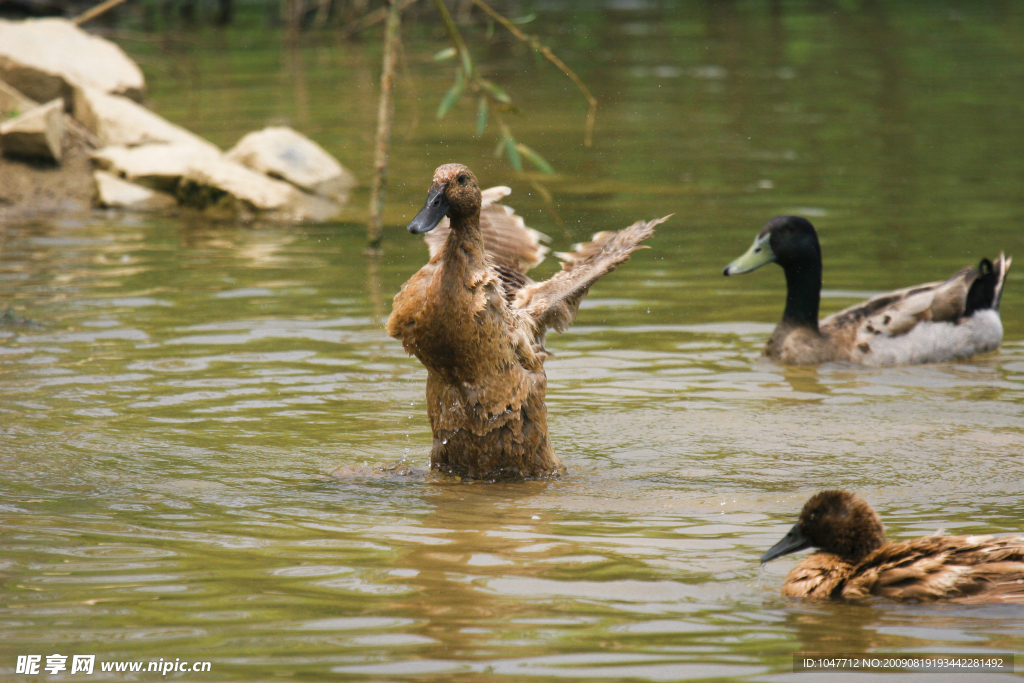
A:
[387,163,668,480]
[762,490,1024,602]
[723,216,1011,365]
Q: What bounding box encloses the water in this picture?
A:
[2,3,1024,680]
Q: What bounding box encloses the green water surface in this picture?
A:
[2,2,1023,681]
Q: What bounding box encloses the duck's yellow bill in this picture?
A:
[723,232,774,276]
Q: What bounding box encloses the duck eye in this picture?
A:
[457,174,468,186]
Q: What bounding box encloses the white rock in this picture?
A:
[94,170,177,211]
[0,79,38,118]
[177,157,340,221]
[0,97,65,162]
[73,86,220,153]
[0,18,145,103]
[179,158,293,211]
[92,143,223,193]
[226,126,356,201]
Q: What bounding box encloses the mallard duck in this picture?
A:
[723,216,1011,365]
[387,163,668,480]
[761,490,1024,602]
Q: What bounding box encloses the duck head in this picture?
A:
[723,215,821,276]
[761,490,887,564]
[407,163,482,234]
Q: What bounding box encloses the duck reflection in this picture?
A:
[779,364,829,398]
[377,479,565,652]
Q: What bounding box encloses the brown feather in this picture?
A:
[820,255,1009,364]
[423,186,550,274]
[770,491,1024,602]
[514,216,670,335]
[388,165,664,480]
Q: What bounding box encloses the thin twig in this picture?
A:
[470,0,596,147]
[73,0,132,25]
[341,0,419,39]
[431,0,474,76]
[367,0,402,254]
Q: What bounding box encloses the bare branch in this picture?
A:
[367,0,403,253]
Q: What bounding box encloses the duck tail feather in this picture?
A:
[993,252,1012,311]
[966,252,1012,314]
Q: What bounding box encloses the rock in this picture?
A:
[226,126,356,202]
[94,170,177,211]
[0,79,38,119]
[0,18,145,103]
[73,86,221,153]
[0,97,65,162]
[177,157,341,222]
[92,143,223,193]
[0,127,96,220]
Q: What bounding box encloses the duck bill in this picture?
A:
[723,232,774,276]
[407,185,449,235]
[761,523,812,563]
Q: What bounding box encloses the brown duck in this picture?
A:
[762,490,1024,602]
[387,163,668,480]
[724,216,1011,365]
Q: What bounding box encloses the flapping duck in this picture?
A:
[724,216,1011,365]
[762,490,1024,602]
[387,163,668,480]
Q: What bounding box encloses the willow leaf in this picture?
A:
[476,96,489,137]
[432,47,457,62]
[436,68,466,119]
[516,143,554,175]
[478,78,512,105]
[503,136,522,172]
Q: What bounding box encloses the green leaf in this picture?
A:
[432,47,457,62]
[459,49,474,78]
[503,136,522,172]
[516,143,555,175]
[476,96,489,137]
[478,78,512,105]
[494,138,505,159]
[436,68,466,119]
[512,12,536,24]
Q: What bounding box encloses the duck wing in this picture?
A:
[822,254,1010,364]
[512,216,669,335]
[423,186,550,274]
[842,535,1024,602]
